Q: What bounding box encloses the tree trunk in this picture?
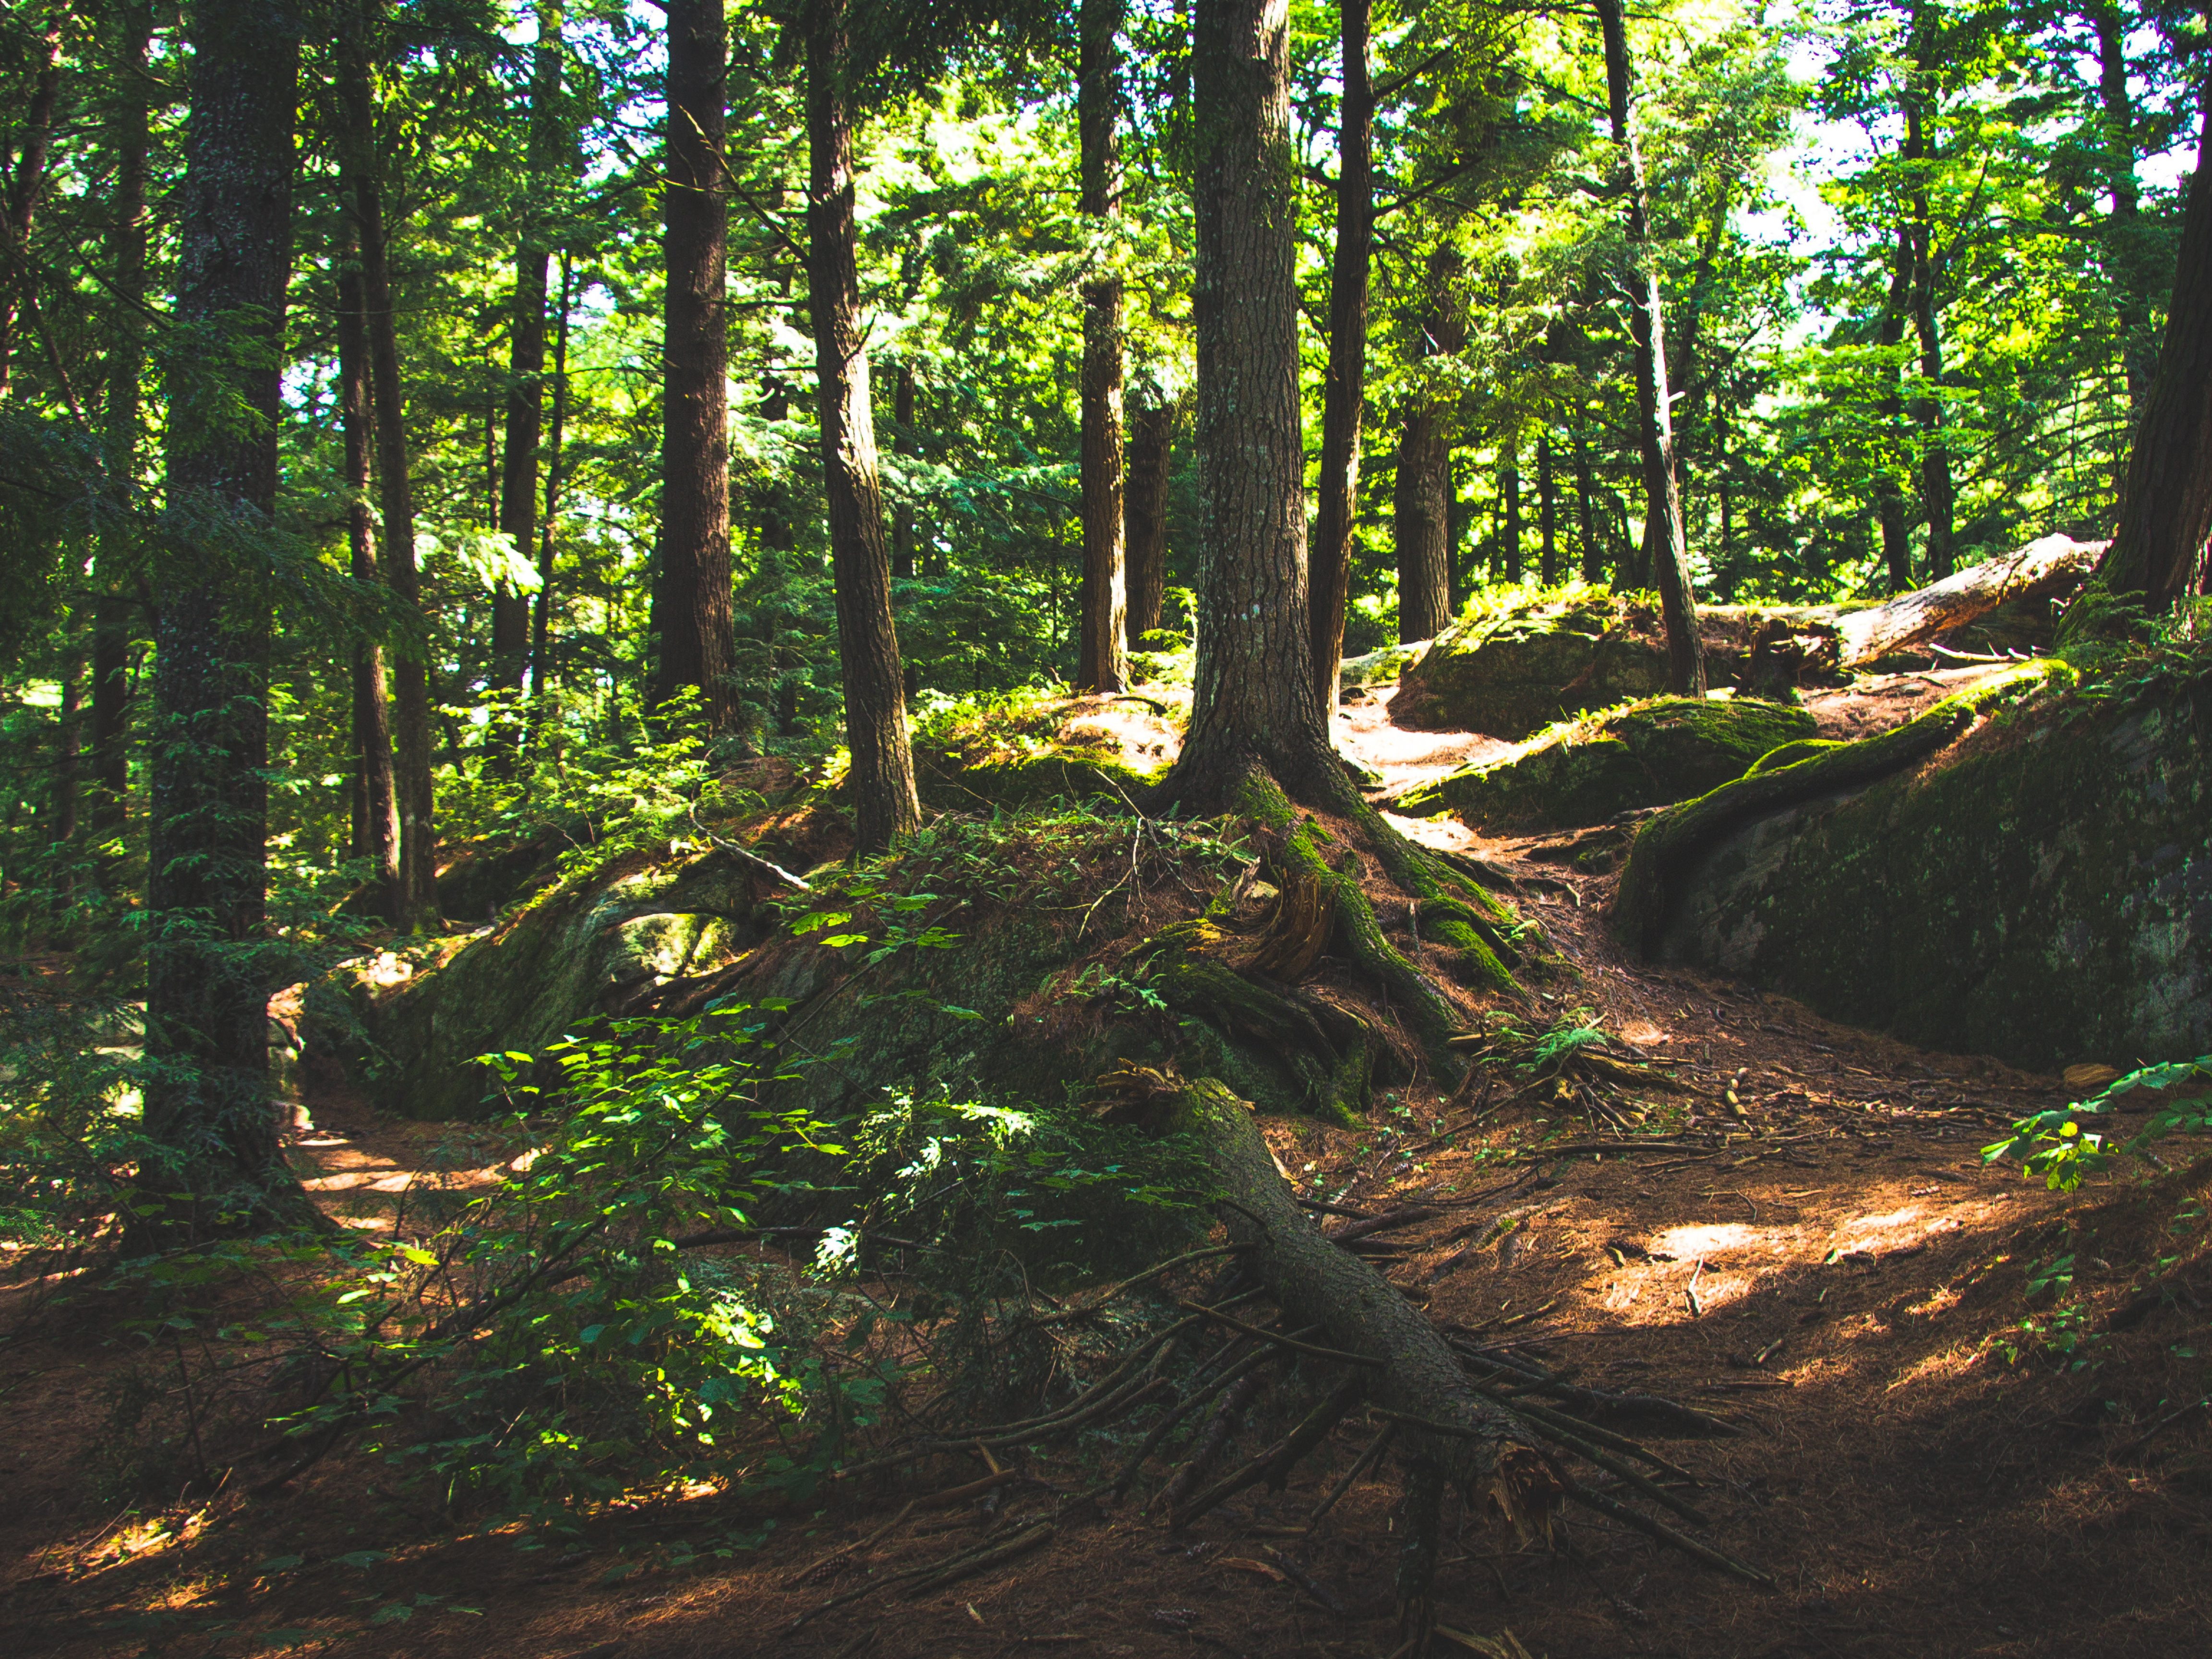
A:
[338,230,402,923]
[891,359,917,581]
[492,0,565,743]
[1395,405,1451,642]
[1307,0,1372,718]
[2091,1,2152,413]
[1164,0,1335,800]
[1901,10,1954,580]
[1597,0,1703,695]
[339,0,433,926]
[50,631,81,849]
[1537,427,1558,585]
[531,253,572,704]
[1573,425,1601,584]
[1498,433,1521,584]
[91,1,153,847]
[805,14,919,853]
[653,0,740,732]
[142,0,316,1235]
[1124,397,1175,649]
[2104,87,2212,604]
[1076,0,1129,693]
[0,6,61,400]
[1875,226,1914,594]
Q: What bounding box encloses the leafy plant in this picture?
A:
[1983,1057,2212,1192]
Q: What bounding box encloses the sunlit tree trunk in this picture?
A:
[653,0,740,732]
[1308,0,1372,718]
[142,0,317,1235]
[1395,405,1451,642]
[1537,428,1558,585]
[1498,433,1521,583]
[805,10,919,852]
[337,228,402,924]
[1597,0,1703,694]
[1077,0,1129,693]
[1573,425,1602,584]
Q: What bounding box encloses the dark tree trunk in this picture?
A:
[338,231,402,923]
[653,0,740,731]
[1573,426,1601,584]
[2104,90,2212,604]
[1499,434,1521,583]
[1537,427,1558,585]
[50,633,80,848]
[1902,10,1953,580]
[142,0,315,1234]
[1875,226,1915,594]
[339,0,433,926]
[1308,0,1372,717]
[891,358,917,581]
[1597,0,1703,694]
[0,9,61,399]
[2092,1,2153,413]
[1124,396,1174,649]
[1163,0,1336,800]
[92,2,153,846]
[531,254,572,704]
[805,15,919,852]
[1395,406,1451,641]
[492,0,565,739]
[1077,0,1129,692]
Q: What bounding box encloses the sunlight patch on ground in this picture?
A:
[1655,1222,1757,1257]
[1379,809,1480,854]
[1885,1342,1983,1392]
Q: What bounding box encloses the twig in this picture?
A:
[1179,1301,1383,1367]
[778,1499,916,1587]
[1561,1483,1772,1586]
[1308,1421,1396,1526]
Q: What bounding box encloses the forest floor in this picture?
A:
[5,670,2211,1659]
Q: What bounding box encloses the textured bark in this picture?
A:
[1124,397,1175,649]
[337,235,402,923]
[1307,0,1372,717]
[1901,9,1954,580]
[1395,404,1451,642]
[1498,434,1521,584]
[1875,226,1914,594]
[2104,90,2212,605]
[91,2,153,844]
[531,255,572,702]
[492,0,565,722]
[1537,428,1558,585]
[891,359,917,581]
[1163,0,1335,802]
[805,17,919,852]
[50,634,80,848]
[1573,426,1601,584]
[0,6,61,400]
[653,0,740,731]
[339,1,433,925]
[1076,0,1129,693]
[2091,2,2153,413]
[1597,0,1703,695]
[143,0,315,1234]
[1835,534,2104,667]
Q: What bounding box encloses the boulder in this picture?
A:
[1643,669,2212,1072]
[1393,696,1818,832]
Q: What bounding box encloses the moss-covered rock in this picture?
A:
[916,746,1163,811]
[327,848,764,1120]
[1393,696,1818,832]
[1339,639,1431,690]
[1648,668,2212,1071]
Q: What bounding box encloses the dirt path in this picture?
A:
[4,688,2208,1659]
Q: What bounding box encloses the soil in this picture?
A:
[5,673,2209,1659]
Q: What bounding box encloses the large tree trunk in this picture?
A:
[1875,225,1914,594]
[1076,0,1129,693]
[492,0,565,742]
[2104,85,2212,604]
[91,1,153,848]
[2091,1,2153,414]
[1902,9,1954,580]
[1306,0,1372,719]
[338,232,403,923]
[891,359,917,581]
[653,0,740,732]
[142,0,316,1235]
[1164,0,1335,800]
[0,6,61,400]
[1597,0,1704,695]
[1395,405,1451,642]
[339,0,433,926]
[805,14,919,853]
[1124,397,1175,649]
[530,254,572,703]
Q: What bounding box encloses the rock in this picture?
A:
[1339,639,1431,691]
[1652,673,2212,1071]
[1393,696,1818,832]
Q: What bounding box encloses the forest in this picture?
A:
[2,0,2212,1654]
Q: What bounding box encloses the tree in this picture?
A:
[1596,0,1703,695]
[0,2,62,400]
[1124,395,1175,649]
[653,0,741,732]
[2103,77,2212,603]
[141,0,317,1235]
[1307,0,1373,717]
[1075,0,1129,694]
[1394,250,1463,645]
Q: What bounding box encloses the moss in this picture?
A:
[1654,667,2212,1071]
[917,746,1165,811]
[1395,696,1817,832]
[1745,737,1839,776]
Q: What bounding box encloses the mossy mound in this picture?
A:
[913,686,1179,810]
[916,746,1164,811]
[1392,696,1818,833]
[324,847,764,1120]
[1629,663,2212,1070]
[1389,587,1846,739]
[1339,639,1431,691]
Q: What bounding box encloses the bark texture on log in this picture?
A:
[1832,534,2103,668]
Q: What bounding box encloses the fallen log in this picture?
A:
[1829,534,2104,669]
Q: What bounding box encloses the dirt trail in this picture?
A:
[4,685,2208,1659]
